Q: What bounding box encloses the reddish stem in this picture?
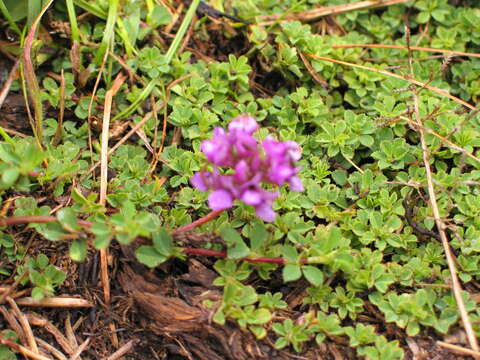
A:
[0,216,92,228]
[181,247,308,265]
[1,215,306,265]
[182,247,287,264]
[173,209,224,234]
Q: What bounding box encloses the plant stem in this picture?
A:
[182,247,290,264]
[0,215,319,266]
[0,216,92,227]
[173,209,224,234]
[181,247,309,265]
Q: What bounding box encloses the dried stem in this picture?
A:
[406,28,480,354]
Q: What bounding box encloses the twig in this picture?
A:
[304,53,479,112]
[6,297,39,354]
[403,191,441,241]
[298,52,330,89]
[0,216,91,227]
[399,115,480,164]
[332,43,480,59]
[28,313,74,355]
[0,57,20,110]
[406,27,480,355]
[81,102,166,180]
[0,271,27,305]
[259,0,410,25]
[69,337,90,360]
[65,314,78,349]
[15,297,93,308]
[36,337,68,360]
[104,340,136,360]
[0,305,26,344]
[0,337,51,360]
[437,341,480,358]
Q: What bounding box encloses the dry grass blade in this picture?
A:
[28,313,75,355]
[259,0,410,25]
[305,53,479,112]
[36,337,68,360]
[69,337,90,360]
[406,29,480,354]
[0,337,51,360]
[437,341,480,358]
[0,305,26,344]
[99,73,126,307]
[298,52,330,89]
[332,43,480,59]
[103,340,136,360]
[82,105,165,180]
[399,115,480,164]
[6,297,39,354]
[53,69,66,146]
[15,297,93,308]
[22,0,54,146]
[0,57,20,110]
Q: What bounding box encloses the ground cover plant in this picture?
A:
[1,0,480,358]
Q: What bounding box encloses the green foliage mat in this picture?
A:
[1,0,480,358]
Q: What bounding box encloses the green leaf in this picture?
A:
[2,167,19,186]
[283,264,302,282]
[57,208,81,231]
[152,228,173,255]
[36,254,49,268]
[91,222,113,249]
[69,239,87,262]
[302,265,324,287]
[282,245,299,263]
[221,227,250,259]
[31,287,44,300]
[249,222,267,252]
[248,308,272,325]
[135,246,166,268]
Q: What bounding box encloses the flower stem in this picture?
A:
[173,209,224,234]
[181,247,308,265]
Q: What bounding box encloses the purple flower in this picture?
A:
[190,114,302,222]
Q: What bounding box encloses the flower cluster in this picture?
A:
[191,115,303,222]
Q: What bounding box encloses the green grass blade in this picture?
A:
[0,0,21,35]
[164,0,201,64]
[113,80,157,121]
[65,0,80,42]
[94,0,118,66]
[73,0,106,19]
[0,127,15,145]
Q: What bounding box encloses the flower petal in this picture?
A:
[228,114,258,134]
[289,176,304,192]
[255,203,276,222]
[234,160,249,183]
[190,172,208,191]
[240,190,262,206]
[208,190,233,210]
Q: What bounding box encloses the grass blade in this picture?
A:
[0,0,21,35]
[165,0,201,64]
[22,0,54,148]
